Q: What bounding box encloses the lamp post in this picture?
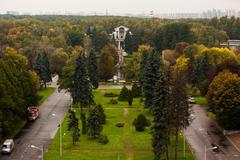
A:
[204,145,218,160]
[30,145,43,160]
[52,113,62,158]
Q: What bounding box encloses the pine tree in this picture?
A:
[68,110,80,145]
[131,82,142,98]
[142,51,161,108]
[73,53,95,134]
[118,85,129,101]
[88,50,99,89]
[152,64,169,160]
[87,107,103,138]
[35,52,51,88]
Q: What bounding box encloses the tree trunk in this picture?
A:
[175,127,179,160]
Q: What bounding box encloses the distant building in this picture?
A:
[220,40,240,50]
[6,11,19,15]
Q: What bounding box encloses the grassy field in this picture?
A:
[44,89,195,160]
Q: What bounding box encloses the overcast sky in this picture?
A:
[1,0,240,14]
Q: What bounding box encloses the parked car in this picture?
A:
[188,97,196,104]
[1,139,14,154]
[26,106,40,121]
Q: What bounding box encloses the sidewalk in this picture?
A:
[227,133,240,152]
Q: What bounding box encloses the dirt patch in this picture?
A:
[123,108,134,160]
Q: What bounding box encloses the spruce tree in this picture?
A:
[142,51,161,108]
[35,52,51,88]
[96,104,106,124]
[131,82,142,98]
[88,50,99,89]
[128,90,133,106]
[87,107,103,138]
[68,110,80,145]
[73,53,95,134]
[118,85,129,101]
[152,64,169,160]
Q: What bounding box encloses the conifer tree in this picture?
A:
[131,82,142,98]
[128,90,133,106]
[68,110,80,145]
[152,64,169,160]
[118,85,129,101]
[96,104,106,124]
[73,53,95,134]
[87,107,103,138]
[142,51,161,108]
[35,52,51,88]
[88,50,99,89]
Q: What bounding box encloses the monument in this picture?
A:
[111,25,131,81]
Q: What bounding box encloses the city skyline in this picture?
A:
[1,0,240,15]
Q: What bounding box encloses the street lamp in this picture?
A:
[204,145,218,160]
[30,145,43,160]
[52,113,62,157]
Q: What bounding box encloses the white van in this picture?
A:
[1,139,15,154]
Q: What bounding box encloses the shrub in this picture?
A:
[115,123,125,128]
[97,135,109,144]
[131,82,142,97]
[108,98,118,104]
[118,85,129,101]
[103,92,119,97]
[133,114,150,131]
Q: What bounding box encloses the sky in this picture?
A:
[1,0,240,15]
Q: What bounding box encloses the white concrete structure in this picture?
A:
[220,40,240,50]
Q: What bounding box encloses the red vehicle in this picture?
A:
[26,106,40,121]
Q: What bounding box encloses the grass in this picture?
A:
[194,96,208,106]
[37,87,56,105]
[44,89,195,160]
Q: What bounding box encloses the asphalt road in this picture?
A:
[0,89,71,160]
[185,105,240,160]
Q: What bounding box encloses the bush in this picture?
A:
[118,85,129,101]
[97,135,109,144]
[133,114,150,131]
[131,82,142,97]
[103,92,119,97]
[115,123,125,128]
[108,98,118,104]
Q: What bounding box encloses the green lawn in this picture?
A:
[45,89,195,160]
[38,87,56,105]
[194,96,208,106]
